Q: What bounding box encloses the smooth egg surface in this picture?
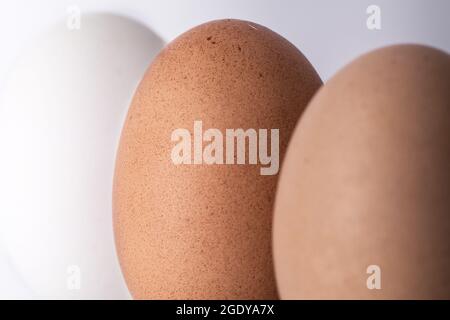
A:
[273,44,450,299]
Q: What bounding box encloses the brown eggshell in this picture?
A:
[273,44,450,299]
[113,19,322,299]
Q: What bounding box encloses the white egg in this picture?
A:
[0,14,164,299]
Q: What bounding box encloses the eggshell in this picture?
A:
[0,14,164,299]
[114,19,322,299]
[273,44,450,299]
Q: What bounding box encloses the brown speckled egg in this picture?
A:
[113,19,322,299]
[273,44,450,299]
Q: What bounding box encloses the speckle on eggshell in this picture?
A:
[113,19,322,299]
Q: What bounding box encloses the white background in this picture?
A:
[0,0,449,88]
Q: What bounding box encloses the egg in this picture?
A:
[0,14,164,299]
[113,19,322,299]
[273,44,450,299]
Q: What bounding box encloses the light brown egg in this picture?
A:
[273,44,450,299]
[113,19,322,299]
